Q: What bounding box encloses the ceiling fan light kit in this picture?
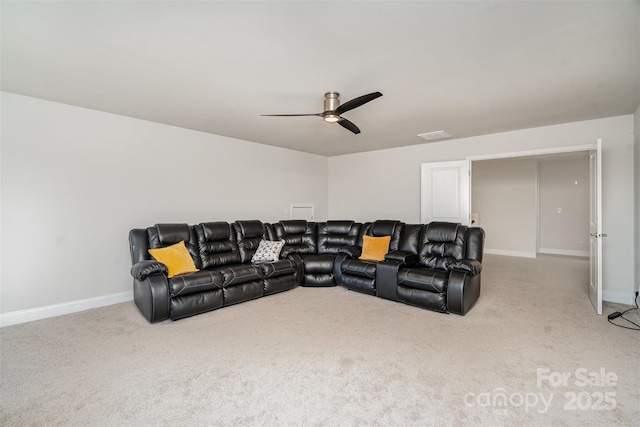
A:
[323,116,340,123]
[262,91,383,134]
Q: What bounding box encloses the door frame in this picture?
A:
[466,142,601,313]
[467,143,596,237]
[465,144,595,162]
[589,139,603,314]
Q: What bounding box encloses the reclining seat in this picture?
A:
[396,222,484,315]
[272,220,317,285]
[129,223,224,322]
[194,221,257,306]
[233,220,298,298]
[336,220,403,295]
[299,221,362,287]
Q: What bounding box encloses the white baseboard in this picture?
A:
[602,290,637,306]
[0,291,133,328]
[484,249,537,259]
[538,248,590,257]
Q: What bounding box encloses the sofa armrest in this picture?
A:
[337,245,362,258]
[449,259,482,275]
[133,274,170,323]
[286,253,305,285]
[447,270,481,315]
[385,250,418,267]
[131,260,168,281]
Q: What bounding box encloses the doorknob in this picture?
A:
[589,233,608,238]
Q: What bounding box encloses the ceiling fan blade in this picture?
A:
[335,92,382,115]
[338,118,361,134]
[261,113,323,117]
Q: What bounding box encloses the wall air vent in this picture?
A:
[417,130,452,141]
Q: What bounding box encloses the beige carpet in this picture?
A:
[1,254,638,426]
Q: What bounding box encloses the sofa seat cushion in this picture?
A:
[258,259,297,279]
[168,270,223,298]
[220,264,264,287]
[301,254,336,273]
[340,258,377,279]
[397,268,448,293]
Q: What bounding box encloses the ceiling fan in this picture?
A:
[261,91,383,134]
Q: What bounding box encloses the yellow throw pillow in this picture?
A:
[359,235,392,262]
[148,241,199,278]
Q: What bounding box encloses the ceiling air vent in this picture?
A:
[417,130,452,141]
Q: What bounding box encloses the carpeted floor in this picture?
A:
[1,254,638,426]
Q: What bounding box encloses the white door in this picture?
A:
[421,160,470,225]
[589,139,604,315]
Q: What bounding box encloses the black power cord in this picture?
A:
[607,292,640,331]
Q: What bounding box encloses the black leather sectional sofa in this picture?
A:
[129,220,484,323]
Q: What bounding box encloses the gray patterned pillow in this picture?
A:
[251,239,285,263]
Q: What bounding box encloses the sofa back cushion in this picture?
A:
[360,220,404,252]
[417,222,467,270]
[397,224,423,254]
[194,222,241,269]
[146,223,201,268]
[317,221,361,254]
[274,220,317,255]
[233,220,267,263]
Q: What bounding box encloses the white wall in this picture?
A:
[328,115,635,304]
[0,92,328,318]
[538,156,590,256]
[471,158,537,257]
[1,93,635,322]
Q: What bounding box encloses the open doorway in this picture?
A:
[471,152,590,258]
[421,142,603,313]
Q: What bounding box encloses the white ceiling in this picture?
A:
[2,1,639,157]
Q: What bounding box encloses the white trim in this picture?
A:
[538,248,590,258]
[535,163,540,253]
[602,290,636,305]
[0,291,133,328]
[465,144,596,162]
[484,249,537,258]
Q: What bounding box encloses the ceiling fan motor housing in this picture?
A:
[323,92,340,121]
